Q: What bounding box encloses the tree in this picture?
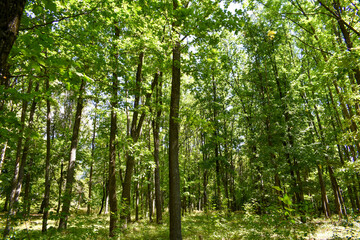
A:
[58,79,86,230]
[169,0,182,238]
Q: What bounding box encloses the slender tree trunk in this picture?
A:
[108,69,118,237]
[87,105,97,215]
[212,76,221,210]
[42,77,52,232]
[3,194,9,212]
[22,156,33,216]
[105,193,109,214]
[99,179,108,215]
[135,170,139,221]
[147,171,153,222]
[56,160,64,214]
[153,73,163,224]
[202,133,208,211]
[169,5,182,235]
[0,141,8,173]
[58,79,86,230]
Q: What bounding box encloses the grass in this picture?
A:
[1,210,360,239]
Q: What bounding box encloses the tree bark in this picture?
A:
[56,160,64,214]
[212,76,221,210]
[147,171,153,222]
[0,141,8,173]
[42,77,52,232]
[0,0,27,81]
[108,72,118,237]
[22,156,33,216]
[99,178,108,215]
[169,0,182,235]
[153,73,163,224]
[58,79,86,230]
[87,103,97,215]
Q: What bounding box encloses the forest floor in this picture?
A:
[0,210,360,239]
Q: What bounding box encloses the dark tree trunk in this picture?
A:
[107,22,120,236]
[135,168,139,221]
[87,104,97,215]
[153,73,163,224]
[99,179,108,215]
[22,156,33,216]
[0,0,27,81]
[317,165,331,218]
[58,79,85,230]
[2,194,9,212]
[108,71,118,237]
[56,160,64,214]
[202,134,208,211]
[212,76,221,210]
[147,171,153,222]
[42,77,51,232]
[169,2,182,235]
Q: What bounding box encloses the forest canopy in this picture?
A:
[1,0,360,239]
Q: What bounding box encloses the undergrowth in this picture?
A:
[1,210,359,239]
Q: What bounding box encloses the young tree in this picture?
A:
[169,0,182,238]
[58,79,86,230]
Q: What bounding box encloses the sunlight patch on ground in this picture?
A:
[310,220,360,239]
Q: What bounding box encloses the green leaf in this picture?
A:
[45,0,57,12]
[272,186,282,192]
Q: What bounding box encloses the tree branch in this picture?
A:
[20,10,93,31]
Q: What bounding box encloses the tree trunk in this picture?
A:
[87,103,97,215]
[169,3,182,235]
[58,79,86,230]
[2,194,9,212]
[147,171,153,222]
[56,160,64,214]
[202,133,208,211]
[135,171,139,221]
[153,73,163,224]
[0,0,27,80]
[0,141,8,173]
[22,156,33,216]
[212,76,221,210]
[108,71,118,237]
[42,77,52,232]
[99,179,108,215]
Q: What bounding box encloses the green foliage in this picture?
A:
[2,211,360,239]
[2,0,360,237]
